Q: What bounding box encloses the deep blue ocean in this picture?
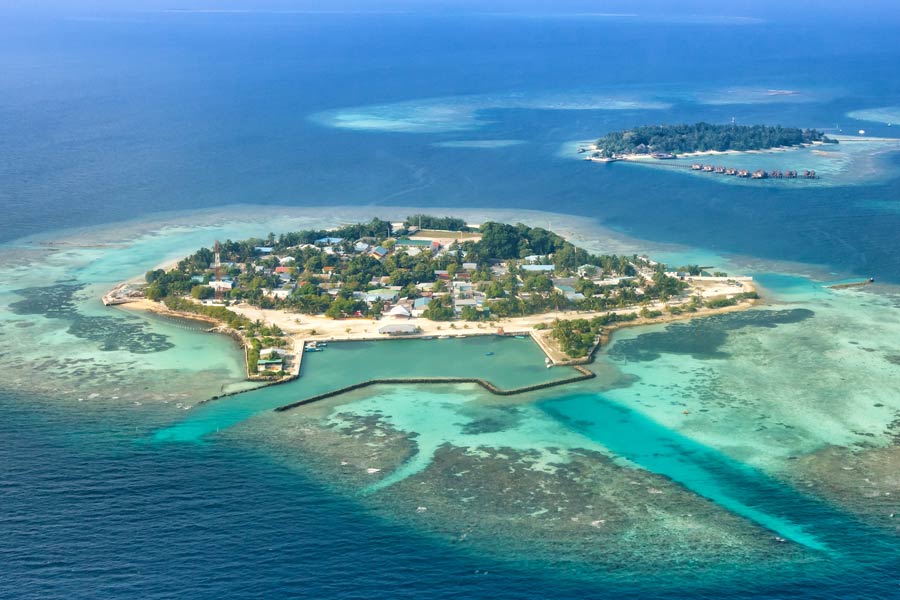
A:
[3,2,900,598]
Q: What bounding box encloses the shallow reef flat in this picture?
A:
[784,445,900,534]
[229,384,820,573]
[600,288,900,473]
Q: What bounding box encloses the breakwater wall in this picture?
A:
[273,365,595,412]
[826,280,874,290]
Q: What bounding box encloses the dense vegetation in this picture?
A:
[404,214,470,231]
[594,123,836,157]
[146,217,670,320]
[703,291,759,309]
[547,312,639,358]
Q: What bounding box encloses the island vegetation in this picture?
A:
[140,216,685,321]
[108,214,758,368]
[593,122,836,158]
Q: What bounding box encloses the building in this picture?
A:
[208,279,234,292]
[521,264,555,273]
[365,289,399,304]
[257,358,284,372]
[264,288,292,300]
[378,323,419,336]
[577,264,599,278]
[315,237,344,245]
[411,297,431,317]
[387,304,412,318]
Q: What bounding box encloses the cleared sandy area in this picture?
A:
[114,268,757,365]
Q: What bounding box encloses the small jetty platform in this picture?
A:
[102,283,145,306]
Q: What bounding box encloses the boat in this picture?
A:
[485,352,494,356]
[304,347,323,353]
[456,335,465,338]
[515,335,526,339]
[422,336,434,340]
[438,335,450,339]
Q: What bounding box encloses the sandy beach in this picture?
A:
[119,278,758,366]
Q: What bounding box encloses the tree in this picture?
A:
[191,285,214,300]
[145,282,164,301]
[423,295,455,321]
[460,306,481,321]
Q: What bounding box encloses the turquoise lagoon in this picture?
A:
[3,207,900,579]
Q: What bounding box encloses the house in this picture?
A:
[257,358,284,372]
[577,264,599,278]
[354,241,371,253]
[462,262,478,271]
[254,246,274,254]
[387,304,412,318]
[453,282,474,298]
[260,348,286,357]
[378,323,419,336]
[411,297,431,317]
[274,266,292,274]
[264,288,292,300]
[453,297,478,314]
[208,279,234,291]
[554,285,584,301]
[521,264,555,273]
[278,256,296,264]
[315,237,344,245]
[369,246,388,260]
[365,289,399,303]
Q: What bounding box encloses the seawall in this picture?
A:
[273,365,595,412]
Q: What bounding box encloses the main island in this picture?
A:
[104,215,757,392]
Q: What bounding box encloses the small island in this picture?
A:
[104,215,758,387]
[588,122,836,159]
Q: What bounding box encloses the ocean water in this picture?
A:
[4,2,900,597]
